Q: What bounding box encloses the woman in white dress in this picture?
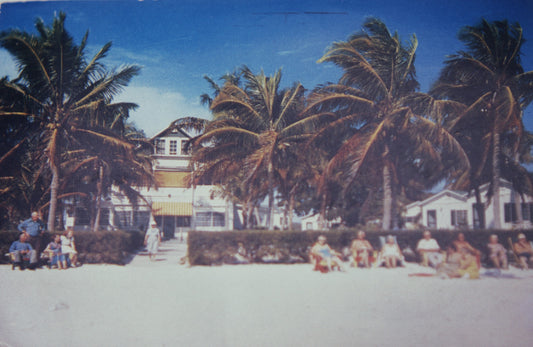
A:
[144,222,161,261]
[381,235,402,268]
[61,229,78,267]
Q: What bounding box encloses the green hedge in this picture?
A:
[1,230,144,265]
[188,229,533,266]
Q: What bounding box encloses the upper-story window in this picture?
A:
[155,139,166,154]
[169,140,178,155]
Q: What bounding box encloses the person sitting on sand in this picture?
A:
[233,242,250,264]
[451,232,480,266]
[44,234,67,269]
[513,233,533,270]
[61,229,78,267]
[9,233,38,270]
[381,235,403,268]
[439,248,479,279]
[487,234,508,270]
[416,231,443,267]
[351,231,374,268]
[310,235,345,272]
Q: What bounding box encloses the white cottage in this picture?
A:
[404,179,533,230]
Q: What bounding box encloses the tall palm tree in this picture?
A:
[432,19,533,228]
[0,12,140,231]
[305,18,468,230]
[193,66,312,230]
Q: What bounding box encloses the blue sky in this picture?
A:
[1,0,532,137]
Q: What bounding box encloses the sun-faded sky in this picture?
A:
[1,0,532,136]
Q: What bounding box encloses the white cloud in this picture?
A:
[115,85,211,138]
[0,49,17,79]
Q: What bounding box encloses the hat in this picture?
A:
[518,233,526,239]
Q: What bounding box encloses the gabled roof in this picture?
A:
[406,189,468,209]
[152,119,193,140]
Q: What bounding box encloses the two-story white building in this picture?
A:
[404,179,533,230]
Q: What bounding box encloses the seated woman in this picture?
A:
[381,235,403,268]
[44,234,67,269]
[310,235,345,272]
[487,234,508,270]
[61,229,78,267]
[350,231,374,268]
[451,232,480,267]
[513,233,533,270]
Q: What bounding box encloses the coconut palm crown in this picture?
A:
[305,18,468,229]
[0,12,140,231]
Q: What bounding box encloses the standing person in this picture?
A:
[61,229,78,267]
[18,211,46,257]
[144,222,161,261]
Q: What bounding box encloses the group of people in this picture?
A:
[9,211,78,270]
[310,230,533,278]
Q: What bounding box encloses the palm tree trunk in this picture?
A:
[382,164,392,230]
[267,162,274,230]
[47,164,59,232]
[492,131,501,229]
[242,200,249,229]
[288,188,295,231]
[93,165,103,232]
[319,192,328,230]
[474,186,485,229]
[513,152,523,227]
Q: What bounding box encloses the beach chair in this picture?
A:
[508,237,533,270]
[374,236,405,268]
[310,253,341,273]
[5,252,30,270]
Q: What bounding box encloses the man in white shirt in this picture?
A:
[416,230,443,267]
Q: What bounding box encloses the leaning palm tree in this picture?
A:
[431,19,533,228]
[0,12,140,231]
[305,18,468,229]
[193,66,312,229]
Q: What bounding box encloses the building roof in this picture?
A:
[152,119,193,140]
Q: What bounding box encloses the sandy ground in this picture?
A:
[1,243,533,347]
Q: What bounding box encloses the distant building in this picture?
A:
[404,179,533,230]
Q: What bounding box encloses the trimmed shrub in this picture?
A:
[187,229,533,266]
[1,230,144,265]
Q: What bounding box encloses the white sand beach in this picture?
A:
[2,241,533,347]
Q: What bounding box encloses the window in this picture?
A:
[155,139,165,154]
[133,211,150,230]
[306,222,314,230]
[176,216,191,227]
[472,203,485,229]
[451,210,467,227]
[115,211,132,229]
[521,203,533,222]
[98,209,110,226]
[169,140,177,155]
[504,203,517,223]
[195,212,225,227]
[427,210,437,228]
[75,207,90,225]
[181,140,190,155]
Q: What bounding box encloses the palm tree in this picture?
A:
[432,19,533,228]
[0,12,140,231]
[305,18,468,230]
[193,66,312,230]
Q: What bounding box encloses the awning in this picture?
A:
[152,202,192,216]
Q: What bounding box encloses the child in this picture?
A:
[45,234,67,269]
